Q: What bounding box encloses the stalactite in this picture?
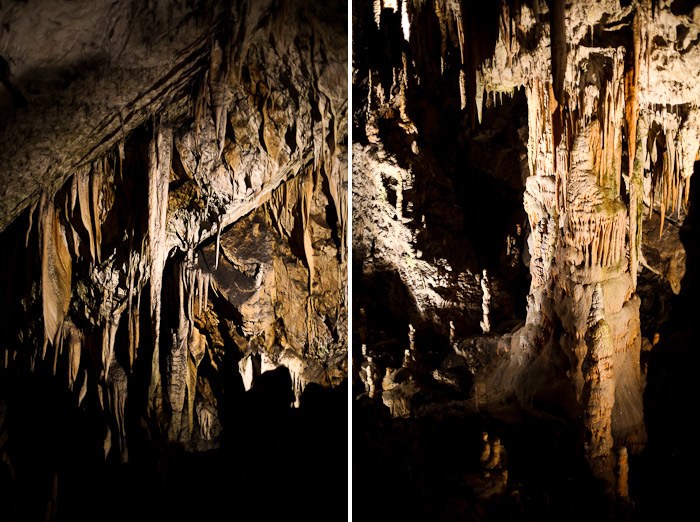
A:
[322,140,347,262]
[373,0,381,29]
[261,352,277,374]
[107,362,128,462]
[76,166,97,263]
[39,191,72,358]
[644,109,692,236]
[475,69,484,123]
[280,350,306,409]
[550,0,567,105]
[101,315,121,381]
[214,221,222,270]
[593,48,626,197]
[90,160,104,263]
[63,319,82,391]
[208,35,233,157]
[25,200,37,248]
[0,0,346,480]
[167,254,209,440]
[459,70,467,110]
[147,125,173,412]
[126,249,143,371]
[197,404,214,440]
[627,9,642,289]
[565,207,627,269]
[78,371,88,407]
[301,169,315,291]
[66,176,82,256]
[401,0,410,42]
[526,79,558,178]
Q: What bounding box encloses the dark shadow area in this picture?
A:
[634,162,700,522]
[353,398,611,522]
[0,363,347,521]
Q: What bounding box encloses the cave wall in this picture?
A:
[0,1,347,518]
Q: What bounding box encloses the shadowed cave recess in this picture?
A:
[353,0,698,520]
[0,1,347,520]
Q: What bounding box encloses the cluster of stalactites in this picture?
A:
[166,253,210,441]
[30,148,128,376]
[589,48,626,198]
[565,207,627,269]
[21,119,213,457]
[266,167,316,290]
[19,141,150,462]
[640,106,699,235]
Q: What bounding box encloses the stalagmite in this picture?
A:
[360,355,380,399]
[239,354,254,391]
[583,285,616,491]
[480,270,491,334]
[107,361,129,463]
[616,446,629,500]
[364,365,376,398]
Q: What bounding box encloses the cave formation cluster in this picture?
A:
[354,0,699,517]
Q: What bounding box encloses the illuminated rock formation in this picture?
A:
[354,0,699,515]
